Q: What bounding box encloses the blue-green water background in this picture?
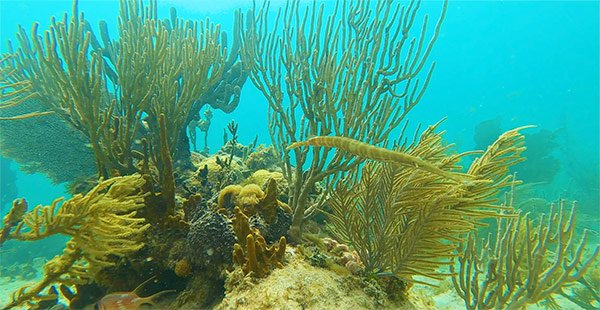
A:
[0,0,598,265]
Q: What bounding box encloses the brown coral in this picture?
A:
[0,198,27,246]
[231,207,286,278]
[174,258,193,278]
[237,184,264,213]
[217,181,290,222]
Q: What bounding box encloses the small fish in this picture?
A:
[93,277,175,310]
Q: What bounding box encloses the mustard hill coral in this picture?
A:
[242,169,288,201]
[243,145,280,171]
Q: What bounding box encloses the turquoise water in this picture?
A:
[0,0,598,309]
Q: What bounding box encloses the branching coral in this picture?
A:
[451,200,600,310]
[0,0,243,212]
[0,198,27,246]
[231,207,287,278]
[321,122,528,284]
[1,174,150,309]
[239,0,448,239]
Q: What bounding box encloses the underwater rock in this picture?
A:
[473,118,502,150]
[511,128,561,183]
[261,206,292,243]
[244,145,280,171]
[217,249,412,309]
[187,208,237,268]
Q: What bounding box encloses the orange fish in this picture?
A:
[93,277,175,310]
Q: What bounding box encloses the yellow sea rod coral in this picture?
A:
[288,135,467,183]
[3,174,150,309]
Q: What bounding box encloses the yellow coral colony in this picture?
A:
[231,207,286,278]
[3,174,149,308]
[452,200,600,309]
[325,122,530,284]
[239,0,449,239]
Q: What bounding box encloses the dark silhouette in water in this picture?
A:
[512,128,562,183]
[473,118,502,150]
[473,119,561,184]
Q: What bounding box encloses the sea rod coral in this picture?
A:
[239,0,448,240]
[1,174,149,309]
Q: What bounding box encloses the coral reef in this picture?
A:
[186,176,291,273]
[1,174,149,309]
[0,0,248,219]
[231,207,287,277]
[321,122,529,284]
[243,145,280,171]
[242,170,288,202]
[452,200,599,309]
[321,238,365,275]
[188,107,213,154]
[187,207,237,269]
[218,250,412,309]
[197,155,245,189]
[0,1,596,310]
[240,0,448,240]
